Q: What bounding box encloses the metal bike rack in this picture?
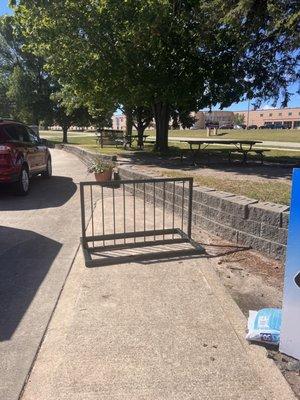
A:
[80,177,204,267]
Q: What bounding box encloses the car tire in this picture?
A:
[14,165,30,196]
[41,157,52,179]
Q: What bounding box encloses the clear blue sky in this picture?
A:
[1,2,299,111]
[0,2,12,15]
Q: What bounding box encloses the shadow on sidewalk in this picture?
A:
[0,226,62,341]
[0,175,77,211]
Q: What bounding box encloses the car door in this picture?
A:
[17,124,39,173]
[3,124,36,173]
[26,127,47,172]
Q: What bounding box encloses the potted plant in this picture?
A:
[88,160,115,182]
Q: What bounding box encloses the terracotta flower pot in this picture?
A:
[94,168,112,182]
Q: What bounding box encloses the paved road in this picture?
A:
[0,149,89,400]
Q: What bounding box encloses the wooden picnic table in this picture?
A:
[95,130,149,149]
[180,139,264,165]
[95,129,129,148]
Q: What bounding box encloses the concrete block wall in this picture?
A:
[58,145,289,261]
[118,166,289,261]
[56,144,116,166]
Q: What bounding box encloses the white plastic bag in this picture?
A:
[246,308,282,345]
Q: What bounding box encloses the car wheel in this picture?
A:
[14,166,30,196]
[41,157,52,178]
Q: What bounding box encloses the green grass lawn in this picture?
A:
[159,169,291,205]
[40,129,300,164]
[41,129,294,204]
[149,128,300,143]
[41,128,300,144]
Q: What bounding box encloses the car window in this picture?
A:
[4,124,30,142]
[26,127,40,144]
[4,125,23,141]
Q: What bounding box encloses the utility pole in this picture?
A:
[247,99,250,128]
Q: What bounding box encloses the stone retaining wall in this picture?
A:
[59,145,289,261]
[118,166,289,261]
[55,144,117,166]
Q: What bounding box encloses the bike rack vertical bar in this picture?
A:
[80,183,86,246]
[163,181,165,239]
[144,182,146,242]
[112,186,116,245]
[101,185,105,246]
[187,178,193,238]
[181,181,185,231]
[172,181,175,239]
[123,183,126,244]
[133,182,136,243]
[153,181,156,240]
[90,185,94,248]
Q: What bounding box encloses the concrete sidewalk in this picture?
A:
[0,149,90,400]
[20,251,295,399]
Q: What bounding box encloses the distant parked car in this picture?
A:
[219,124,234,129]
[247,124,258,130]
[273,123,286,129]
[0,119,52,195]
[260,123,276,129]
[234,124,246,129]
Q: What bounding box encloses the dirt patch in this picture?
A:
[192,228,300,398]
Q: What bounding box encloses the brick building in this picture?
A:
[193,111,234,129]
[234,107,300,128]
[111,107,300,131]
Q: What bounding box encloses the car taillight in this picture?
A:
[0,145,12,167]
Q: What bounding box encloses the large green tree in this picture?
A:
[0,15,53,124]
[14,0,300,151]
[0,73,11,117]
[0,14,113,143]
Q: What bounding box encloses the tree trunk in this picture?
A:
[137,125,145,147]
[124,106,133,137]
[62,126,68,143]
[153,102,169,152]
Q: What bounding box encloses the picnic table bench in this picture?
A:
[180,139,265,165]
[95,129,130,148]
[95,130,150,149]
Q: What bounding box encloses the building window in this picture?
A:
[278,113,282,116]
[260,114,263,117]
[288,112,292,116]
[269,113,272,116]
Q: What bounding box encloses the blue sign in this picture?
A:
[280,168,300,360]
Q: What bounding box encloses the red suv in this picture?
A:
[0,120,52,195]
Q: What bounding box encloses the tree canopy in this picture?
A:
[0,14,114,142]
[0,15,53,123]
[11,0,300,151]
